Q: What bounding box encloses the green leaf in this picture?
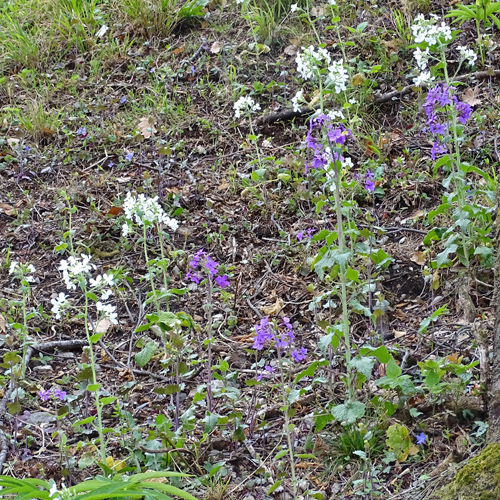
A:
[315,413,334,432]
[73,416,96,426]
[204,412,219,434]
[386,357,402,379]
[275,449,288,460]
[268,480,283,495]
[89,332,105,344]
[154,385,180,395]
[359,345,391,363]
[331,401,365,424]
[87,383,101,392]
[100,397,118,406]
[135,341,158,368]
[348,356,375,379]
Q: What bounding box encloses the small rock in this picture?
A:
[33,365,53,373]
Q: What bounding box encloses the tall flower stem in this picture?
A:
[441,55,470,269]
[143,225,160,313]
[329,146,355,401]
[83,293,106,463]
[205,276,214,413]
[157,224,170,312]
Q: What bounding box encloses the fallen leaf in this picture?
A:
[137,117,157,138]
[0,314,5,333]
[393,329,406,338]
[352,73,365,86]
[0,203,16,216]
[172,45,185,55]
[310,6,324,17]
[94,318,113,334]
[261,297,284,316]
[462,86,482,106]
[284,44,299,56]
[210,41,221,54]
[410,251,426,266]
[106,206,123,217]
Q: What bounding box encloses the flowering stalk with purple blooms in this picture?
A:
[185,249,230,412]
[252,316,307,498]
[305,112,356,401]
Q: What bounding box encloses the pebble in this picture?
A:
[33,365,53,373]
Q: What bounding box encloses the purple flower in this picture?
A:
[292,347,307,362]
[77,127,88,137]
[215,275,230,288]
[257,365,276,381]
[108,161,114,168]
[452,96,472,124]
[186,269,201,284]
[306,228,315,239]
[204,256,219,277]
[54,389,67,401]
[253,317,274,350]
[365,179,375,192]
[39,390,51,401]
[297,231,305,241]
[124,152,134,161]
[120,96,127,104]
[431,140,447,160]
[416,432,427,445]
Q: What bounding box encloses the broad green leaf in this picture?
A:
[331,401,365,424]
[135,341,158,368]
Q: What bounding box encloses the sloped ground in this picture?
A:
[0,0,499,498]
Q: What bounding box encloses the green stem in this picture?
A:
[21,291,28,379]
[441,52,470,269]
[84,292,106,463]
[143,225,160,313]
[157,223,170,312]
[206,275,213,412]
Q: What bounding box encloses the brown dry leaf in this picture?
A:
[106,206,123,217]
[210,41,221,54]
[137,117,157,138]
[284,44,299,56]
[0,314,5,333]
[172,45,184,55]
[313,436,329,456]
[94,318,113,334]
[446,352,462,364]
[462,86,482,106]
[261,297,284,315]
[143,471,168,483]
[218,180,230,191]
[0,203,16,216]
[352,73,365,86]
[310,6,324,17]
[410,251,426,266]
[393,329,407,338]
[116,176,132,183]
[393,309,407,321]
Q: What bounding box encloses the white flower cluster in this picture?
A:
[58,254,95,290]
[291,89,305,112]
[233,96,261,118]
[411,14,452,46]
[9,261,36,282]
[413,47,431,70]
[457,45,477,66]
[51,292,68,319]
[327,109,345,120]
[327,60,349,93]
[122,192,179,237]
[296,45,331,80]
[96,301,118,324]
[290,3,298,12]
[413,71,435,86]
[90,273,115,300]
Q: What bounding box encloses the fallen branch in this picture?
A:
[254,69,500,126]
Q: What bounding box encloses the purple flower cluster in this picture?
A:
[424,84,472,160]
[39,388,66,402]
[76,127,88,137]
[354,169,375,192]
[253,316,307,378]
[186,249,230,288]
[305,113,352,173]
[297,228,315,241]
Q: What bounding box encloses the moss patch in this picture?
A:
[428,444,500,500]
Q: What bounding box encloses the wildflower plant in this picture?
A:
[251,317,307,497]
[54,252,119,463]
[185,249,229,412]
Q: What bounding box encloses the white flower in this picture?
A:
[290,3,297,12]
[413,47,431,70]
[49,484,60,500]
[341,157,353,169]
[413,70,435,86]
[327,60,349,93]
[291,89,304,112]
[101,289,112,300]
[9,261,19,274]
[234,96,261,118]
[349,98,356,105]
[327,109,345,120]
[51,293,68,320]
[122,192,179,229]
[58,254,95,290]
[457,45,477,66]
[9,261,36,282]
[328,0,336,4]
[411,14,452,46]
[96,301,118,324]
[296,45,331,81]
